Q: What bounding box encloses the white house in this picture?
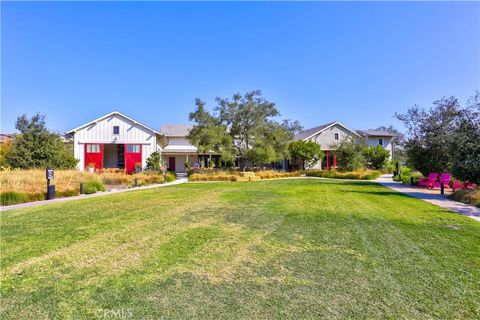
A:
[292,121,396,170]
[159,124,220,172]
[67,112,220,173]
[67,111,161,173]
[356,130,396,160]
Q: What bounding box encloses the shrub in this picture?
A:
[393,167,424,185]
[82,178,106,194]
[100,172,131,185]
[145,152,161,170]
[255,170,302,179]
[334,140,365,172]
[306,170,381,180]
[165,171,176,182]
[1,191,28,205]
[189,170,301,182]
[363,145,390,170]
[448,188,480,207]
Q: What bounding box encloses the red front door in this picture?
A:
[84,144,103,172]
[125,144,142,174]
[168,157,176,171]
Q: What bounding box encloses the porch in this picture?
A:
[161,153,221,172]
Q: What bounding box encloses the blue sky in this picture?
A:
[2,1,479,134]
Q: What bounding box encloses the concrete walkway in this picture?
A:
[1,176,188,212]
[375,174,480,222]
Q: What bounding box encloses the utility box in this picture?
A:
[47,185,56,200]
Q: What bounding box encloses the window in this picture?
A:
[127,144,141,153]
[379,138,383,146]
[113,126,119,134]
[86,144,101,153]
[334,132,339,140]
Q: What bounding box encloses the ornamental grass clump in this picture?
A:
[306,169,381,180]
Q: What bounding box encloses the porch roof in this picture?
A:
[162,145,198,153]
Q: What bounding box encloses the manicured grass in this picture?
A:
[1,179,479,319]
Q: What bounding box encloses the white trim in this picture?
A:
[303,121,359,141]
[67,111,161,135]
[77,140,154,145]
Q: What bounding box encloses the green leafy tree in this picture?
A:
[363,145,390,170]
[334,139,365,172]
[188,90,302,168]
[450,93,480,183]
[395,94,478,177]
[6,114,78,169]
[288,140,324,170]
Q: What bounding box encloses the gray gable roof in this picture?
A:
[160,124,193,137]
[293,121,336,141]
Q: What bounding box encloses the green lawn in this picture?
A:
[1,179,479,319]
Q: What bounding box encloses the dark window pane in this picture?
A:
[113,126,119,134]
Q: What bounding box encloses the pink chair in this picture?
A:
[465,182,478,190]
[418,173,439,188]
[452,180,463,191]
[434,173,451,189]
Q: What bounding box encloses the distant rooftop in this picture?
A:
[0,133,13,144]
[160,124,193,137]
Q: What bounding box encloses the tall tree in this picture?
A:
[188,90,302,167]
[449,93,480,183]
[395,97,465,175]
[334,139,365,172]
[6,114,78,169]
[395,93,480,182]
[287,140,323,170]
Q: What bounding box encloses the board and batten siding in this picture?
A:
[309,124,355,149]
[72,114,159,170]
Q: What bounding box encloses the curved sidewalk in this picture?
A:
[375,174,480,222]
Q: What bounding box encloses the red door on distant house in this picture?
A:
[168,157,176,172]
[84,144,103,171]
[125,144,142,174]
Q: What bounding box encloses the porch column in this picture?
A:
[186,154,189,163]
[333,152,337,168]
[326,150,330,170]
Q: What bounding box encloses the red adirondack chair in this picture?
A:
[465,182,478,190]
[434,173,452,189]
[452,180,463,191]
[418,173,438,188]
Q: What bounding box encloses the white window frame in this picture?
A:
[127,144,141,153]
[87,144,101,153]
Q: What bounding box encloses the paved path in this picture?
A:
[1,177,188,212]
[375,174,480,222]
